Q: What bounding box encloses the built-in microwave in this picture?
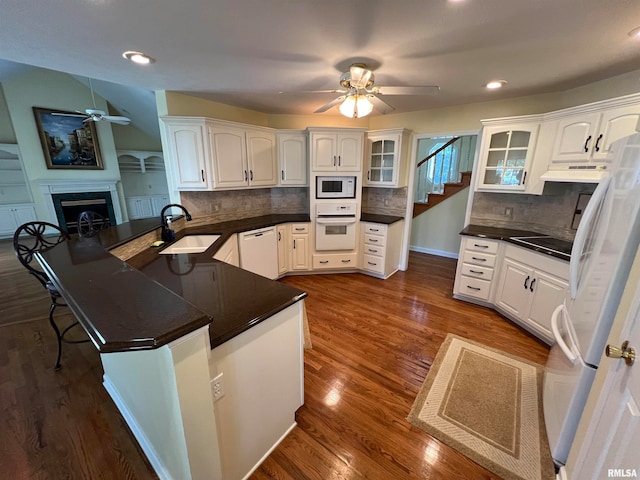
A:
[316,176,356,199]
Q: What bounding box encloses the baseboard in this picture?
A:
[241,422,297,480]
[409,246,459,259]
[102,375,172,480]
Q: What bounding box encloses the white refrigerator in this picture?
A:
[543,132,640,466]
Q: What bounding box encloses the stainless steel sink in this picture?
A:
[159,235,221,254]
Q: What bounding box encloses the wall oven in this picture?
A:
[315,202,357,251]
[316,176,356,199]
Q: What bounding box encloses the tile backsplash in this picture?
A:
[470,182,597,241]
[361,187,408,217]
[180,187,309,225]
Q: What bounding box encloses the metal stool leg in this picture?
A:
[49,301,63,371]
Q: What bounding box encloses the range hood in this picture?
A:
[540,167,609,183]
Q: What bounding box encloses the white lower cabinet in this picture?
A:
[212,234,239,267]
[359,220,404,278]
[127,195,170,220]
[453,236,500,302]
[312,252,358,270]
[494,244,569,343]
[0,203,37,237]
[276,223,311,275]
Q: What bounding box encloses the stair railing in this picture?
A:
[415,137,460,202]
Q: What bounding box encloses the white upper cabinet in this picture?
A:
[209,123,277,189]
[308,128,365,172]
[549,104,640,165]
[162,119,211,190]
[277,131,307,186]
[475,122,540,193]
[364,129,411,188]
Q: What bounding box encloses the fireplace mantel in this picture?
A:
[38,179,123,226]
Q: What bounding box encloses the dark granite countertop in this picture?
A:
[460,224,572,261]
[360,213,404,225]
[37,214,310,353]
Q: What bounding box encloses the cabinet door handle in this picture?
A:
[244,170,248,181]
[367,170,370,180]
[341,259,351,263]
[278,231,281,241]
[584,135,592,153]
[338,155,341,166]
[530,278,536,292]
[471,256,486,262]
[466,285,482,291]
[469,269,484,275]
[524,275,530,290]
[522,171,527,185]
[250,170,254,181]
[281,170,285,180]
[293,239,296,249]
[333,155,336,167]
[473,243,488,248]
[201,169,205,182]
[594,133,603,152]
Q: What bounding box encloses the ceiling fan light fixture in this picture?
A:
[122,51,155,65]
[485,80,507,89]
[339,94,373,118]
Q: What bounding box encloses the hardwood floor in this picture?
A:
[0,239,549,479]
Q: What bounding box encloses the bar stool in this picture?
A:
[13,221,88,370]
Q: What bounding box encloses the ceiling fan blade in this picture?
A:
[314,95,347,113]
[368,95,396,115]
[51,112,87,118]
[349,65,372,89]
[103,116,131,125]
[280,89,348,94]
[375,85,440,95]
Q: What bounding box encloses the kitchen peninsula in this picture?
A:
[36,216,308,480]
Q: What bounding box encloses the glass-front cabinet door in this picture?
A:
[365,130,408,187]
[476,123,539,192]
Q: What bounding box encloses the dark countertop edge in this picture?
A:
[209,292,308,349]
[460,224,571,262]
[360,213,405,225]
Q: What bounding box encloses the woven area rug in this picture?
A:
[407,334,555,480]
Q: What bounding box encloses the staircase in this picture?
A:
[413,171,472,217]
[413,134,476,218]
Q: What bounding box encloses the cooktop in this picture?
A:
[510,235,573,259]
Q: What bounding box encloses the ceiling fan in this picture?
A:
[311,64,440,118]
[52,78,131,125]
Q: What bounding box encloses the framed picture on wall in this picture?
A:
[33,107,104,170]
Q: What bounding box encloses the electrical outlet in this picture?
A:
[384,198,390,206]
[211,372,225,401]
[504,207,513,217]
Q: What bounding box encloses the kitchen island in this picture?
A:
[37,216,309,480]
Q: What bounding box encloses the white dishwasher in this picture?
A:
[238,226,278,279]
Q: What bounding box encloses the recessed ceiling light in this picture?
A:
[485,80,507,89]
[628,26,640,39]
[122,51,155,65]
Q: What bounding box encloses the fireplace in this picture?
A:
[51,192,115,234]
[39,179,123,232]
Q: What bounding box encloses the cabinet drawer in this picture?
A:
[461,250,496,268]
[464,238,499,254]
[363,244,384,257]
[364,223,387,235]
[362,254,385,274]
[290,223,309,234]
[364,233,385,247]
[313,253,357,269]
[461,263,494,281]
[457,276,492,300]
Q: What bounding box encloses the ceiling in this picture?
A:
[1,0,640,124]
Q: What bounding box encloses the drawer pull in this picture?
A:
[471,256,487,262]
[341,259,351,263]
[368,249,378,253]
[319,260,329,264]
[369,239,379,243]
[368,261,377,266]
[469,269,484,275]
[295,227,305,231]
[370,228,379,232]
[474,243,489,248]
[466,285,482,291]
